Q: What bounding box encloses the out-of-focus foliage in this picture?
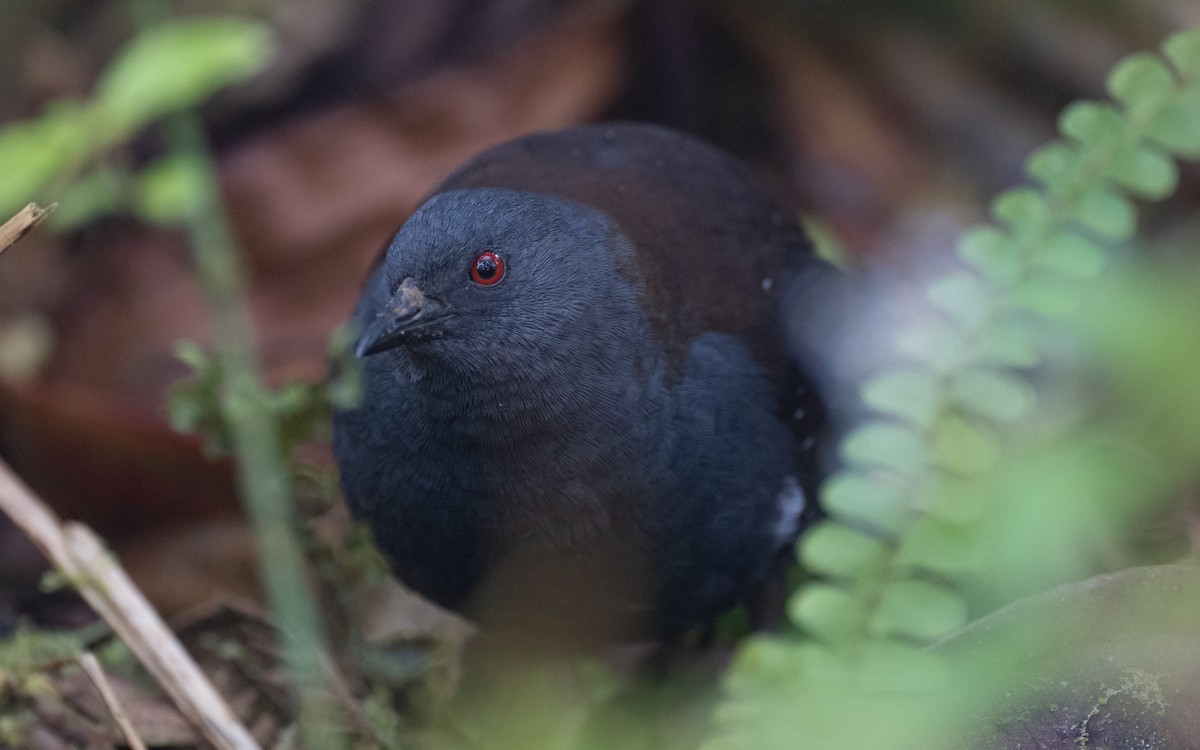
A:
[710,26,1200,750]
[0,627,84,745]
[0,17,274,224]
[168,324,362,458]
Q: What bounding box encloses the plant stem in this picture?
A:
[162,112,346,749]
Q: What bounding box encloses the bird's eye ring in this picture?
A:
[470,250,505,286]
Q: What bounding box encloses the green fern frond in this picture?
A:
[710,25,1200,750]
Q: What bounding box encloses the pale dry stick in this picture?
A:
[0,202,258,748]
[0,203,52,254]
[79,651,149,750]
[0,459,262,750]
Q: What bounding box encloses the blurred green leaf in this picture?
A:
[992,188,1052,239]
[873,580,967,641]
[966,441,1133,606]
[1076,270,1200,457]
[927,271,993,332]
[167,340,230,454]
[790,584,868,645]
[1137,30,1200,154]
[862,370,941,427]
[174,339,208,370]
[957,226,1022,283]
[711,672,946,750]
[1164,27,1200,82]
[137,154,208,225]
[822,471,911,533]
[1107,53,1176,120]
[0,102,91,215]
[932,416,1001,475]
[841,421,927,476]
[950,368,1035,422]
[722,639,836,694]
[170,336,344,457]
[1026,142,1086,196]
[1069,186,1136,241]
[1010,273,1083,317]
[800,522,889,580]
[1032,231,1106,279]
[1059,101,1126,149]
[1104,142,1177,199]
[1143,86,1200,156]
[858,641,949,692]
[47,168,128,230]
[896,318,969,372]
[922,473,987,525]
[95,18,275,142]
[978,316,1040,367]
[895,516,980,577]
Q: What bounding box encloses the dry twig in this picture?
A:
[0,200,259,748]
[79,651,149,750]
[0,203,52,254]
[0,459,261,750]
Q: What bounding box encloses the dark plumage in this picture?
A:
[332,123,834,643]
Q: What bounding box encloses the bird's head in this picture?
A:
[354,187,642,376]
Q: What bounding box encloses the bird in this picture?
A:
[332,123,836,645]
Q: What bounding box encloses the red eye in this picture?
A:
[470,250,505,286]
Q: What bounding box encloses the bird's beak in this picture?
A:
[356,277,448,357]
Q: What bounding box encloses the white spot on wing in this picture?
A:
[772,475,806,545]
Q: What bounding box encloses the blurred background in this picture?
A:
[1,0,1198,631]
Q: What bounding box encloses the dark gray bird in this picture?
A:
[332,123,834,644]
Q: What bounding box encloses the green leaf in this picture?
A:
[895,517,980,576]
[932,416,1001,475]
[1104,142,1177,199]
[1059,101,1125,149]
[978,316,1040,367]
[789,584,868,644]
[922,473,987,525]
[896,318,969,372]
[137,154,208,224]
[1144,86,1200,156]
[0,102,91,215]
[862,370,941,427]
[724,639,812,689]
[1164,28,1200,83]
[872,580,967,641]
[1026,141,1086,195]
[927,271,993,331]
[1010,273,1083,318]
[95,19,275,141]
[47,168,128,230]
[841,422,927,476]
[1032,232,1106,279]
[1069,186,1135,241]
[821,471,911,533]
[858,641,949,691]
[1107,53,1177,120]
[950,368,1034,422]
[166,341,231,454]
[957,226,1022,283]
[800,522,889,579]
[173,340,210,370]
[992,188,1052,239]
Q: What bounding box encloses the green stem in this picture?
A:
[162,112,346,749]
